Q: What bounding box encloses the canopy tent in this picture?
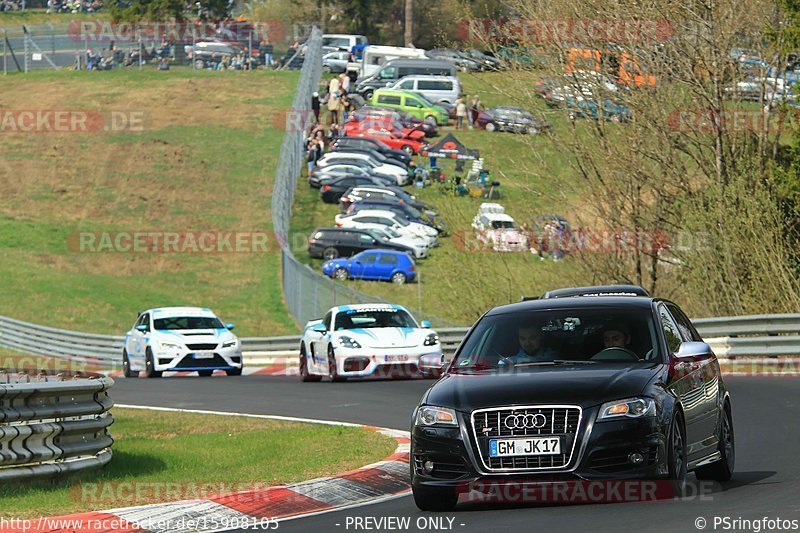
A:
[420,133,480,160]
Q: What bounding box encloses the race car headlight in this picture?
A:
[423,333,439,346]
[338,336,361,349]
[415,406,458,427]
[158,340,182,350]
[222,339,238,348]
[597,397,656,420]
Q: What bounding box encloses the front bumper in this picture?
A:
[411,406,669,492]
[333,348,442,377]
[151,345,243,372]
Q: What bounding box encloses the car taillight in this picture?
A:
[336,222,343,227]
[323,185,331,191]
[409,265,415,271]
[309,238,317,243]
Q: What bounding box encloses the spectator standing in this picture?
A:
[339,72,350,93]
[327,90,342,125]
[260,38,273,68]
[311,92,321,123]
[455,98,468,130]
[329,76,340,95]
[469,94,482,127]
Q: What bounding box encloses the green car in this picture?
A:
[371,88,450,126]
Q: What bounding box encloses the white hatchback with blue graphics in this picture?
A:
[298,304,443,382]
[122,307,243,378]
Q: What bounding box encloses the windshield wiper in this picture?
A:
[553,359,597,365]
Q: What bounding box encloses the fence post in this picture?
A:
[3,30,6,75]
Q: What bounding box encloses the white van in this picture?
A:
[322,34,368,53]
[347,45,427,80]
[389,75,461,105]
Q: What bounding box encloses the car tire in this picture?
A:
[363,89,374,100]
[300,344,322,382]
[333,267,349,280]
[322,64,331,73]
[485,122,497,132]
[327,345,347,382]
[226,367,242,376]
[144,348,162,379]
[122,349,138,378]
[527,126,539,135]
[323,247,339,260]
[695,403,735,482]
[412,485,458,511]
[198,369,214,377]
[390,272,407,284]
[667,411,688,496]
[194,59,205,69]
[402,145,415,156]
[424,116,438,127]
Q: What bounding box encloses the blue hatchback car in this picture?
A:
[322,249,416,284]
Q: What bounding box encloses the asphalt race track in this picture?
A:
[113,375,800,533]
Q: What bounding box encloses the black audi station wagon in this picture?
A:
[411,286,734,510]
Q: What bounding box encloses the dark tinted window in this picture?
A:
[323,311,332,330]
[418,80,452,91]
[377,95,402,105]
[359,234,376,243]
[667,303,700,341]
[378,254,398,265]
[659,305,683,353]
[358,252,379,263]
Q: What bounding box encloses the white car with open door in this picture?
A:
[122,307,242,378]
[298,304,442,381]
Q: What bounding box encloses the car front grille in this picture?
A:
[471,406,581,472]
[174,354,227,369]
[187,343,218,350]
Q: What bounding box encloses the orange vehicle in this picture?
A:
[566,47,656,87]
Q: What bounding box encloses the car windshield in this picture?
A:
[491,220,516,229]
[334,308,417,329]
[450,307,660,371]
[154,316,224,330]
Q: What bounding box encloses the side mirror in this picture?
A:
[312,323,327,334]
[419,353,446,378]
[420,320,432,328]
[135,325,148,332]
[225,323,235,331]
[674,341,713,359]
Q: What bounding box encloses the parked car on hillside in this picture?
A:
[475,106,552,134]
[321,250,418,283]
[472,210,529,252]
[307,227,416,260]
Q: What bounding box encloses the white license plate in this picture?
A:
[489,437,561,457]
[194,351,214,359]
[384,354,408,362]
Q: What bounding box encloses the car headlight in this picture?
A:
[338,336,361,349]
[222,339,238,348]
[158,340,182,350]
[415,406,458,427]
[597,397,656,420]
[423,333,439,346]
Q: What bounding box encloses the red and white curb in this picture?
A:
[11,407,410,533]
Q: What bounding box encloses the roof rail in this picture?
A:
[539,285,650,299]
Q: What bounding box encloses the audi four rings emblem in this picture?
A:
[504,413,547,429]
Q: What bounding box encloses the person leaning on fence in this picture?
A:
[311,92,321,123]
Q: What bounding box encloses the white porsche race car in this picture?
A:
[298,303,443,381]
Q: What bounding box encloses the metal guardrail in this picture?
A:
[0,372,114,482]
[6,313,800,366]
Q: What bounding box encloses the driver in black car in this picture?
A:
[499,323,557,365]
[602,322,631,350]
